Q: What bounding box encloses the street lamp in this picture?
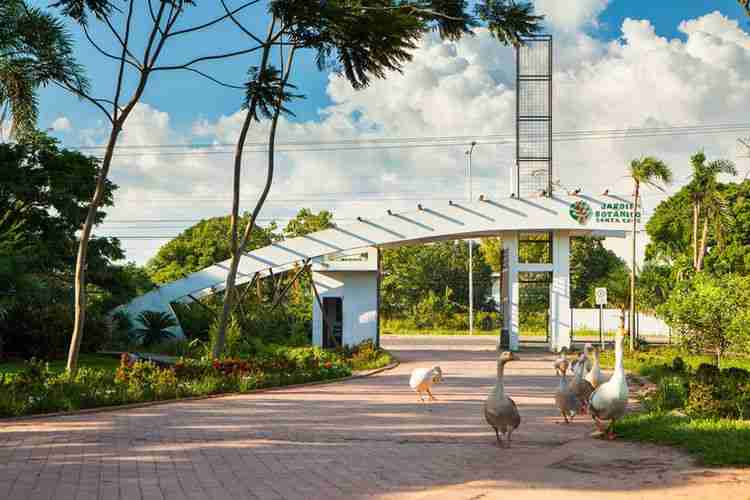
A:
[465,141,477,335]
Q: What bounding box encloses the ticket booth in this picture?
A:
[311,247,379,348]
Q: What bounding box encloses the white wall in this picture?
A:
[571,308,670,336]
[312,271,379,347]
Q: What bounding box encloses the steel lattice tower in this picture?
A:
[515,35,552,198]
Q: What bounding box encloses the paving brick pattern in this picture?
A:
[1,336,748,499]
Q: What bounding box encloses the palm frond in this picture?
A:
[0,1,89,137]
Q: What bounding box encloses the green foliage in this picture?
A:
[283,208,334,238]
[146,215,277,284]
[1,1,88,136]
[628,156,673,191]
[381,241,493,318]
[479,237,502,272]
[0,343,362,417]
[641,375,688,413]
[659,273,750,362]
[646,179,750,276]
[616,413,750,466]
[0,134,130,358]
[133,311,177,348]
[570,237,626,307]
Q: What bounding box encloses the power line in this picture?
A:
[68,121,750,153]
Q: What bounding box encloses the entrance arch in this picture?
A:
[118,194,630,352]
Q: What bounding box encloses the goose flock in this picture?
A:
[409,330,629,446]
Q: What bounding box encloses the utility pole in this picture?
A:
[466,141,477,335]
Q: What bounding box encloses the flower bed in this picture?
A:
[0,345,359,418]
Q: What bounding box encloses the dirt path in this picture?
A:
[0,335,747,499]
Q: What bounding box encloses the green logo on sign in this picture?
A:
[570,200,593,225]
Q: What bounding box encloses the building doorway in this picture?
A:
[322,297,343,348]
[519,271,552,344]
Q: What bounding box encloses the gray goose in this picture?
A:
[554,359,580,423]
[569,352,594,414]
[484,351,521,447]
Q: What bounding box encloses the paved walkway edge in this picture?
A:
[0,360,400,423]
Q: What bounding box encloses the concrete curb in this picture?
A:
[1,359,400,424]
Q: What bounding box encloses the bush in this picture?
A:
[686,366,750,420]
[642,375,688,413]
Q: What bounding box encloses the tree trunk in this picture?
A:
[212,21,276,358]
[692,200,700,269]
[67,123,122,373]
[696,216,709,272]
[212,42,295,358]
[630,183,639,351]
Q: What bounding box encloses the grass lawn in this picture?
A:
[350,350,395,371]
[382,327,498,336]
[617,413,750,466]
[0,353,120,376]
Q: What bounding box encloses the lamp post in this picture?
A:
[466,141,477,335]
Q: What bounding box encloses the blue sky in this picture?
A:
[28,1,750,264]
[38,0,749,139]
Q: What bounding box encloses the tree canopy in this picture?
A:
[146,216,279,285]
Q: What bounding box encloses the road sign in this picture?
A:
[595,287,607,306]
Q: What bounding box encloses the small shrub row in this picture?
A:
[638,359,750,420]
[0,346,353,418]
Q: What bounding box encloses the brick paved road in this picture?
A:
[1,335,748,500]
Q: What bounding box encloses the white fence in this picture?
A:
[571,308,671,337]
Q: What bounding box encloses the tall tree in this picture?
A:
[37,0,275,372]
[0,0,87,138]
[0,132,123,358]
[627,157,672,350]
[283,209,335,238]
[146,215,278,285]
[212,0,544,356]
[569,237,626,307]
[685,153,736,271]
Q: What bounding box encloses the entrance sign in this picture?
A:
[595,287,607,306]
[569,200,642,225]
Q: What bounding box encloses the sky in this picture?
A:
[32,0,750,266]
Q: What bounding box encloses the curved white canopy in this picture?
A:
[118,193,633,328]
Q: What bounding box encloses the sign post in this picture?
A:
[595,287,607,349]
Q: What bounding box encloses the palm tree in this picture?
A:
[0,0,87,138]
[134,311,177,348]
[686,152,736,271]
[627,157,672,350]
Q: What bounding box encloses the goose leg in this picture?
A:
[607,419,617,440]
[494,428,502,447]
[427,388,437,401]
[505,429,513,448]
[417,390,425,403]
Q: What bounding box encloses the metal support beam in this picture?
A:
[271,259,310,311]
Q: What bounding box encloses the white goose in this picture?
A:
[409,366,443,402]
[584,345,605,388]
[589,330,629,439]
[484,351,521,447]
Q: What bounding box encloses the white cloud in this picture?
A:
[98,11,750,267]
[534,0,611,32]
[51,116,72,132]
